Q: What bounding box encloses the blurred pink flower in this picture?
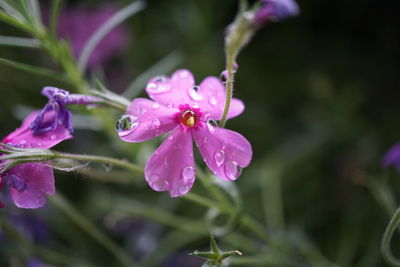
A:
[55,3,128,69]
[0,111,72,209]
[117,69,252,197]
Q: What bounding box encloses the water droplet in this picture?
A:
[152,102,160,109]
[188,86,203,101]
[102,163,113,172]
[233,62,239,73]
[208,119,218,127]
[152,119,161,129]
[178,184,190,195]
[19,140,27,145]
[209,96,217,106]
[203,136,208,145]
[116,115,139,136]
[50,134,56,140]
[151,177,169,191]
[224,161,242,180]
[180,70,189,78]
[220,70,228,84]
[168,135,174,141]
[214,150,225,167]
[154,76,167,82]
[146,82,171,94]
[207,123,215,132]
[182,166,195,182]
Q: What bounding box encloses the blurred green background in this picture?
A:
[1,0,400,266]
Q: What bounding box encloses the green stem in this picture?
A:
[219,52,235,127]
[49,194,140,267]
[381,207,400,266]
[52,151,143,174]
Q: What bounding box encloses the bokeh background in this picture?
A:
[1,0,400,266]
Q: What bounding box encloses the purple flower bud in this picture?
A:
[29,87,101,136]
[255,0,299,25]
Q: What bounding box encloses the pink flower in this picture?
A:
[0,111,72,208]
[117,69,252,197]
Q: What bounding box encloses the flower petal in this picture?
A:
[2,111,72,149]
[144,127,195,197]
[193,123,252,181]
[118,98,179,143]
[145,69,195,107]
[8,163,55,209]
[197,77,244,120]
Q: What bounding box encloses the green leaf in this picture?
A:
[78,1,146,71]
[0,10,30,32]
[50,0,62,39]
[210,234,219,255]
[0,57,68,82]
[0,35,39,48]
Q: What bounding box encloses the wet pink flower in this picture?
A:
[117,69,252,197]
[0,111,72,209]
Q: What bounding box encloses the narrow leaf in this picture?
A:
[0,35,39,48]
[0,57,67,82]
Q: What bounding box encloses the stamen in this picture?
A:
[180,110,198,128]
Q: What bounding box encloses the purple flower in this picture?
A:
[30,86,101,135]
[55,4,128,69]
[383,142,400,172]
[117,69,252,197]
[0,110,72,209]
[255,0,299,25]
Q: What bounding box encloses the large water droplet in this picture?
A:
[178,184,190,195]
[188,86,203,101]
[152,119,161,129]
[146,81,171,94]
[214,150,225,167]
[224,161,242,180]
[116,115,139,136]
[209,96,217,106]
[151,176,169,191]
[208,119,218,127]
[220,70,228,84]
[182,166,195,182]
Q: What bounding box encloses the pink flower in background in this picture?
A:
[55,4,128,69]
[0,111,72,208]
[117,69,252,197]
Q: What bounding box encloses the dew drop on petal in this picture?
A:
[168,135,174,141]
[147,82,171,94]
[224,161,243,180]
[208,119,218,127]
[178,184,191,195]
[152,102,160,109]
[50,135,56,140]
[209,96,217,106]
[182,166,195,182]
[152,119,161,129]
[207,122,216,132]
[116,115,139,136]
[214,150,225,167]
[188,86,203,101]
[151,176,169,191]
